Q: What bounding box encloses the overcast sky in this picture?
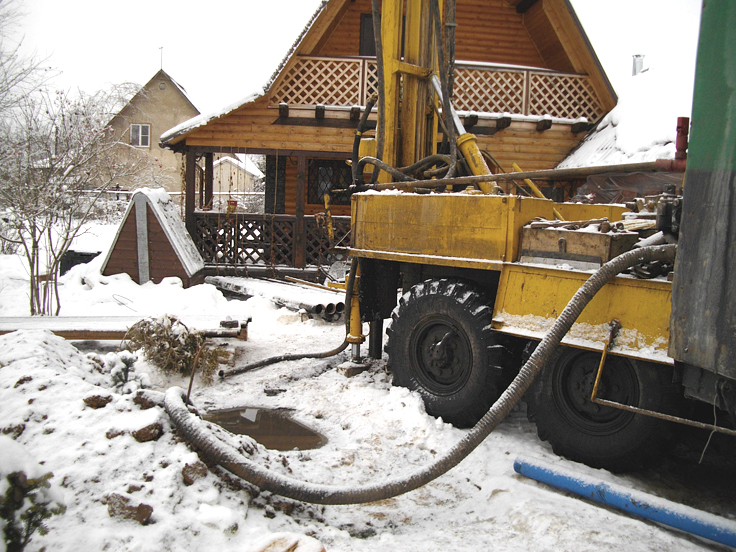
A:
[14,0,702,115]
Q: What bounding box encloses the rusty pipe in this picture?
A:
[351,160,686,193]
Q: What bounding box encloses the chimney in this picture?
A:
[632,55,645,76]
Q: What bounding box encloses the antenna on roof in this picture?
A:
[159,47,163,70]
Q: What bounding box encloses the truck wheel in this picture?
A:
[526,346,679,471]
[385,279,508,428]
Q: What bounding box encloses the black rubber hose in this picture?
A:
[352,95,378,186]
[356,157,417,182]
[432,0,457,180]
[169,245,676,505]
[219,258,359,379]
[398,154,452,177]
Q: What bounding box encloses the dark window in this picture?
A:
[359,13,405,57]
[308,159,351,206]
[265,155,286,214]
[360,14,376,57]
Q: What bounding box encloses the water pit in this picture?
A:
[203,407,327,451]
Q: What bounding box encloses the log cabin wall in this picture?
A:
[311,0,564,69]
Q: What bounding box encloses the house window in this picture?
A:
[359,13,404,57]
[130,124,150,147]
[360,14,376,57]
[307,159,351,206]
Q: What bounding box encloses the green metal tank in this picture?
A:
[671,0,736,381]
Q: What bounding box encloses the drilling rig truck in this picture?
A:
[341,0,736,471]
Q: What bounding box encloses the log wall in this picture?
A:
[313,0,550,69]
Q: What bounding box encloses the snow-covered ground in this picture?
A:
[1,224,734,552]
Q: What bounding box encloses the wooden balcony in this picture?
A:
[192,212,351,269]
[270,56,605,122]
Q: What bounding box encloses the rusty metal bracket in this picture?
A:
[590,320,736,437]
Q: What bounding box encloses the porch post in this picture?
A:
[185,148,196,236]
[204,153,214,209]
[294,155,307,268]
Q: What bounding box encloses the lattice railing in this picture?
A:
[271,57,363,107]
[528,72,604,121]
[193,213,351,268]
[270,56,606,122]
[453,67,526,113]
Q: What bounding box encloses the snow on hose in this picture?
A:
[514,455,736,548]
[164,245,677,505]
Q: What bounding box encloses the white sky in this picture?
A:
[15,0,702,114]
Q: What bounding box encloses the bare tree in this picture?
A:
[0,87,164,315]
[0,0,47,113]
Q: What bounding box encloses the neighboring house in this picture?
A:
[209,155,266,213]
[161,0,617,272]
[108,69,200,193]
[213,155,264,194]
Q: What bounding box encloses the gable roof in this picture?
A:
[161,0,615,149]
[101,188,205,282]
[111,69,200,127]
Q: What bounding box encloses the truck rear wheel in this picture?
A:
[385,279,508,428]
[526,346,680,471]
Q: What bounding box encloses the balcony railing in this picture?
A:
[270,56,605,122]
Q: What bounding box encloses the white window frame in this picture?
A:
[130,124,151,148]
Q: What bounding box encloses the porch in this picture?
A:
[191,211,352,273]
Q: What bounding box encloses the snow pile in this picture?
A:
[559,67,694,168]
[0,330,261,550]
[0,250,249,318]
[0,319,726,550]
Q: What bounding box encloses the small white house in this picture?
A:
[213,154,264,194]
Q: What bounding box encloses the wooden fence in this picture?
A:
[192,212,351,269]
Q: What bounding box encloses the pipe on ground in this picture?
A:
[169,245,676,505]
[514,456,736,548]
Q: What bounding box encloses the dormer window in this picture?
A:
[130,124,150,147]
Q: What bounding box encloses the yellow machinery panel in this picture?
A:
[352,193,555,267]
[492,264,672,363]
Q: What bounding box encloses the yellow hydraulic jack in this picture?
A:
[347,264,366,362]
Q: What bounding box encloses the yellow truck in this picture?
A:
[341,0,736,471]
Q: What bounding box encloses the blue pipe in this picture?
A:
[514,456,736,548]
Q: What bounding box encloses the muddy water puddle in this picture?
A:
[204,407,327,451]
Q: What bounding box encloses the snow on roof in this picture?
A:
[161,2,327,147]
[213,155,265,179]
[160,92,261,145]
[558,67,694,169]
[101,188,204,278]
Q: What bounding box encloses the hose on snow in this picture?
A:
[219,258,359,379]
[169,245,677,505]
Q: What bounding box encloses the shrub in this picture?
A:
[1,471,65,552]
[124,315,228,384]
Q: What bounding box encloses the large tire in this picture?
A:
[526,346,680,471]
[385,279,509,428]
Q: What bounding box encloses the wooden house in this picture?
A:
[161,0,617,273]
[108,69,200,193]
